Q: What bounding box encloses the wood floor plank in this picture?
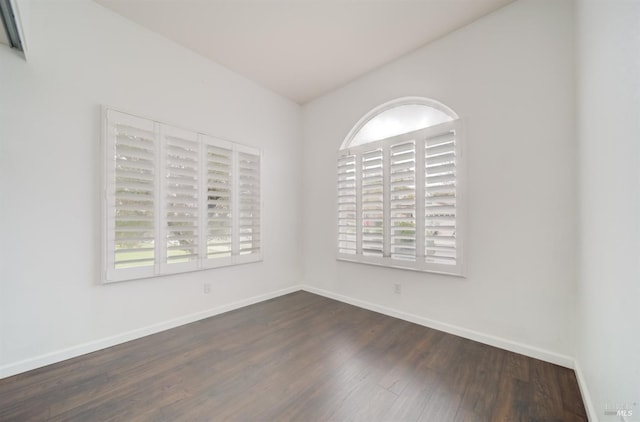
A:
[491,372,532,422]
[417,384,464,422]
[454,343,506,421]
[378,367,442,421]
[531,359,566,421]
[0,291,587,421]
[503,351,531,382]
[377,325,440,396]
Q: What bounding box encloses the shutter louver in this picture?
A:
[237,150,261,257]
[424,128,457,266]
[337,155,357,254]
[390,141,416,261]
[109,113,157,275]
[162,127,199,267]
[361,149,384,257]
[205,143,233,260]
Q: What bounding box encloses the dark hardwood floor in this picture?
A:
[0,291,586,421]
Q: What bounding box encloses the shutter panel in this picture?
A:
[105,110,157,281]
[104,108,264,282]
[424,126,457,266]
[361,149,384,257]
[161,125,200,270]
[237,148,261,260]
[203,138,233,264]
[390,141,416,261]
[337,154,357,254]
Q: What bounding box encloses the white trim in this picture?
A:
[101,105,256,152]
[101,106,109,283]
[301,285,574,369]
[574,360,598,422]
[336,255,465,277]
[0,285,301,380]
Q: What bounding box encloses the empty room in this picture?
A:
[0,0,638,420]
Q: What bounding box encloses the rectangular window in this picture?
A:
[104,108,262,283]
[336,120,465,276]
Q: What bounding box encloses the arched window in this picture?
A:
[337,97,465,276]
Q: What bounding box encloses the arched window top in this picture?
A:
[341,97,458,149]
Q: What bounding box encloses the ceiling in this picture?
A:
[95,0,514,104]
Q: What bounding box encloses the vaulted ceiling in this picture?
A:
[95,0,514,104]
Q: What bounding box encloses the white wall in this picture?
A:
[0,0,302,375]
[575,0,640,420]
[301,0,577,363]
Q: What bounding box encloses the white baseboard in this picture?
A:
[301,285,575,369]
[0,285,301,380]
[574,360,598,422]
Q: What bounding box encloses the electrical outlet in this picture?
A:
[203,283,211,294]
[394,283,402,294]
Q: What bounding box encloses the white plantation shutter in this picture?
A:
[424,124,458,267]
[160,125,200,272]
[389,141,416,261]
[103,108,263,282]
[361,149,384,257]
[336,119,464,276]
[236,148,261,261]
[202,136,234,267]
[337,155,357,254]
[105,110,158,282]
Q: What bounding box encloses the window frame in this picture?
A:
[336,102,466,277]
[340,96,460,150]
[103,107,262,284]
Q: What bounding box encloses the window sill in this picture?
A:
[336,255,465,278]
